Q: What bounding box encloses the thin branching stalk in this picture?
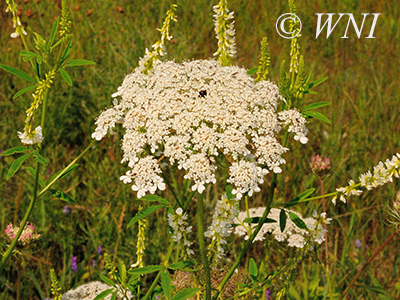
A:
[338,229,398,300]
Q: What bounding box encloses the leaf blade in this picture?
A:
[13,85,37,99]
[127,205,165,228]
[0,64,35,83]
[1,146,29,156]
[60,68,73,86]
[6,153,31,180]
[64,59,96,67]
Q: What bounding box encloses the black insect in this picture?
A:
[199,90,207,98]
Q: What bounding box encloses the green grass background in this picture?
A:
[0,0,399,299]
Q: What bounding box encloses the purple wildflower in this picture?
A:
[97,245,102,256]
[71,256,78,273]
[355,239,362,249]
[265,290,271,300]
[63,206,71,214]
[92,259,97,268]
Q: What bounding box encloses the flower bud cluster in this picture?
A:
[4,222,40,246]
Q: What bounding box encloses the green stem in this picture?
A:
[212,132,289,300]
[142,241,175,300]
[197,192,211,300]
[212,172,278,300]
[38,140,96,197]
[0,162,40,276]
[338,229,398,300]
[273,191,338,208]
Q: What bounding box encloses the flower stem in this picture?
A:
[142,241,175,300]
[212,172,278,300]
[197,192,211,300]
[0,161,40,276]
[338,229,398,300]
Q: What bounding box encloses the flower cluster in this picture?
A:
[138,4,177,74]
[5,222,40,246]
[5,0,27,38]
[92,59,308,199]
[131,207,147,268]
[234,207,330,248]
[333,153,400,205]
[310,155,332,178]
[359,153,400,190]
[205,194,239,261]
[17,125,44,145]
[213,0,236,66]
[332,180,362,205]
[167,208,194,256]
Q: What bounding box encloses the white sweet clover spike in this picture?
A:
[92,59,301,198]
[167,208,194,256]
[332,153,400,205]
[205,194,239,261]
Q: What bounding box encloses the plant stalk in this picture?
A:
[0,162,41,276]
[197,192,211,300]
[338,229,398,300]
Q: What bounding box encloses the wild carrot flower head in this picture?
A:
[92,59,308,199]
[4,222,40,246]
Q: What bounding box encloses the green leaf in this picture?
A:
[32,150,48,165]
[13,85,37,99]
[284,188,315,208]
[303,90,318,95]
[6,153,31,180]
[0,64,35,83]
[49,164,79,183]
[26,167,45,187]
[289,212,307,230]
[49,17,59,48]
[225,185,235,200]
[20,50,37,62]
[243,217,276,224]
[60,68,73,86]
[36,55,43,64]
[93,288,114,300]
[119,260,127,286]
[127,204,165,228]
[249,258,258,283]
[127,265,163,277]
[279,209,287,232]
[247,66,258,75]
[302,110,331,125]
[302,101,331,112]
[171,288,199,300]
[140,195,169,205]
[60,40,72,65]
[306,77,328,89]
[110,290,118,300]
[168,261,196,270]
[1,146,29,156]
[64,59,96,67]
[100,274,116,288]
[49,189,76,203]
[161,269,172,300]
